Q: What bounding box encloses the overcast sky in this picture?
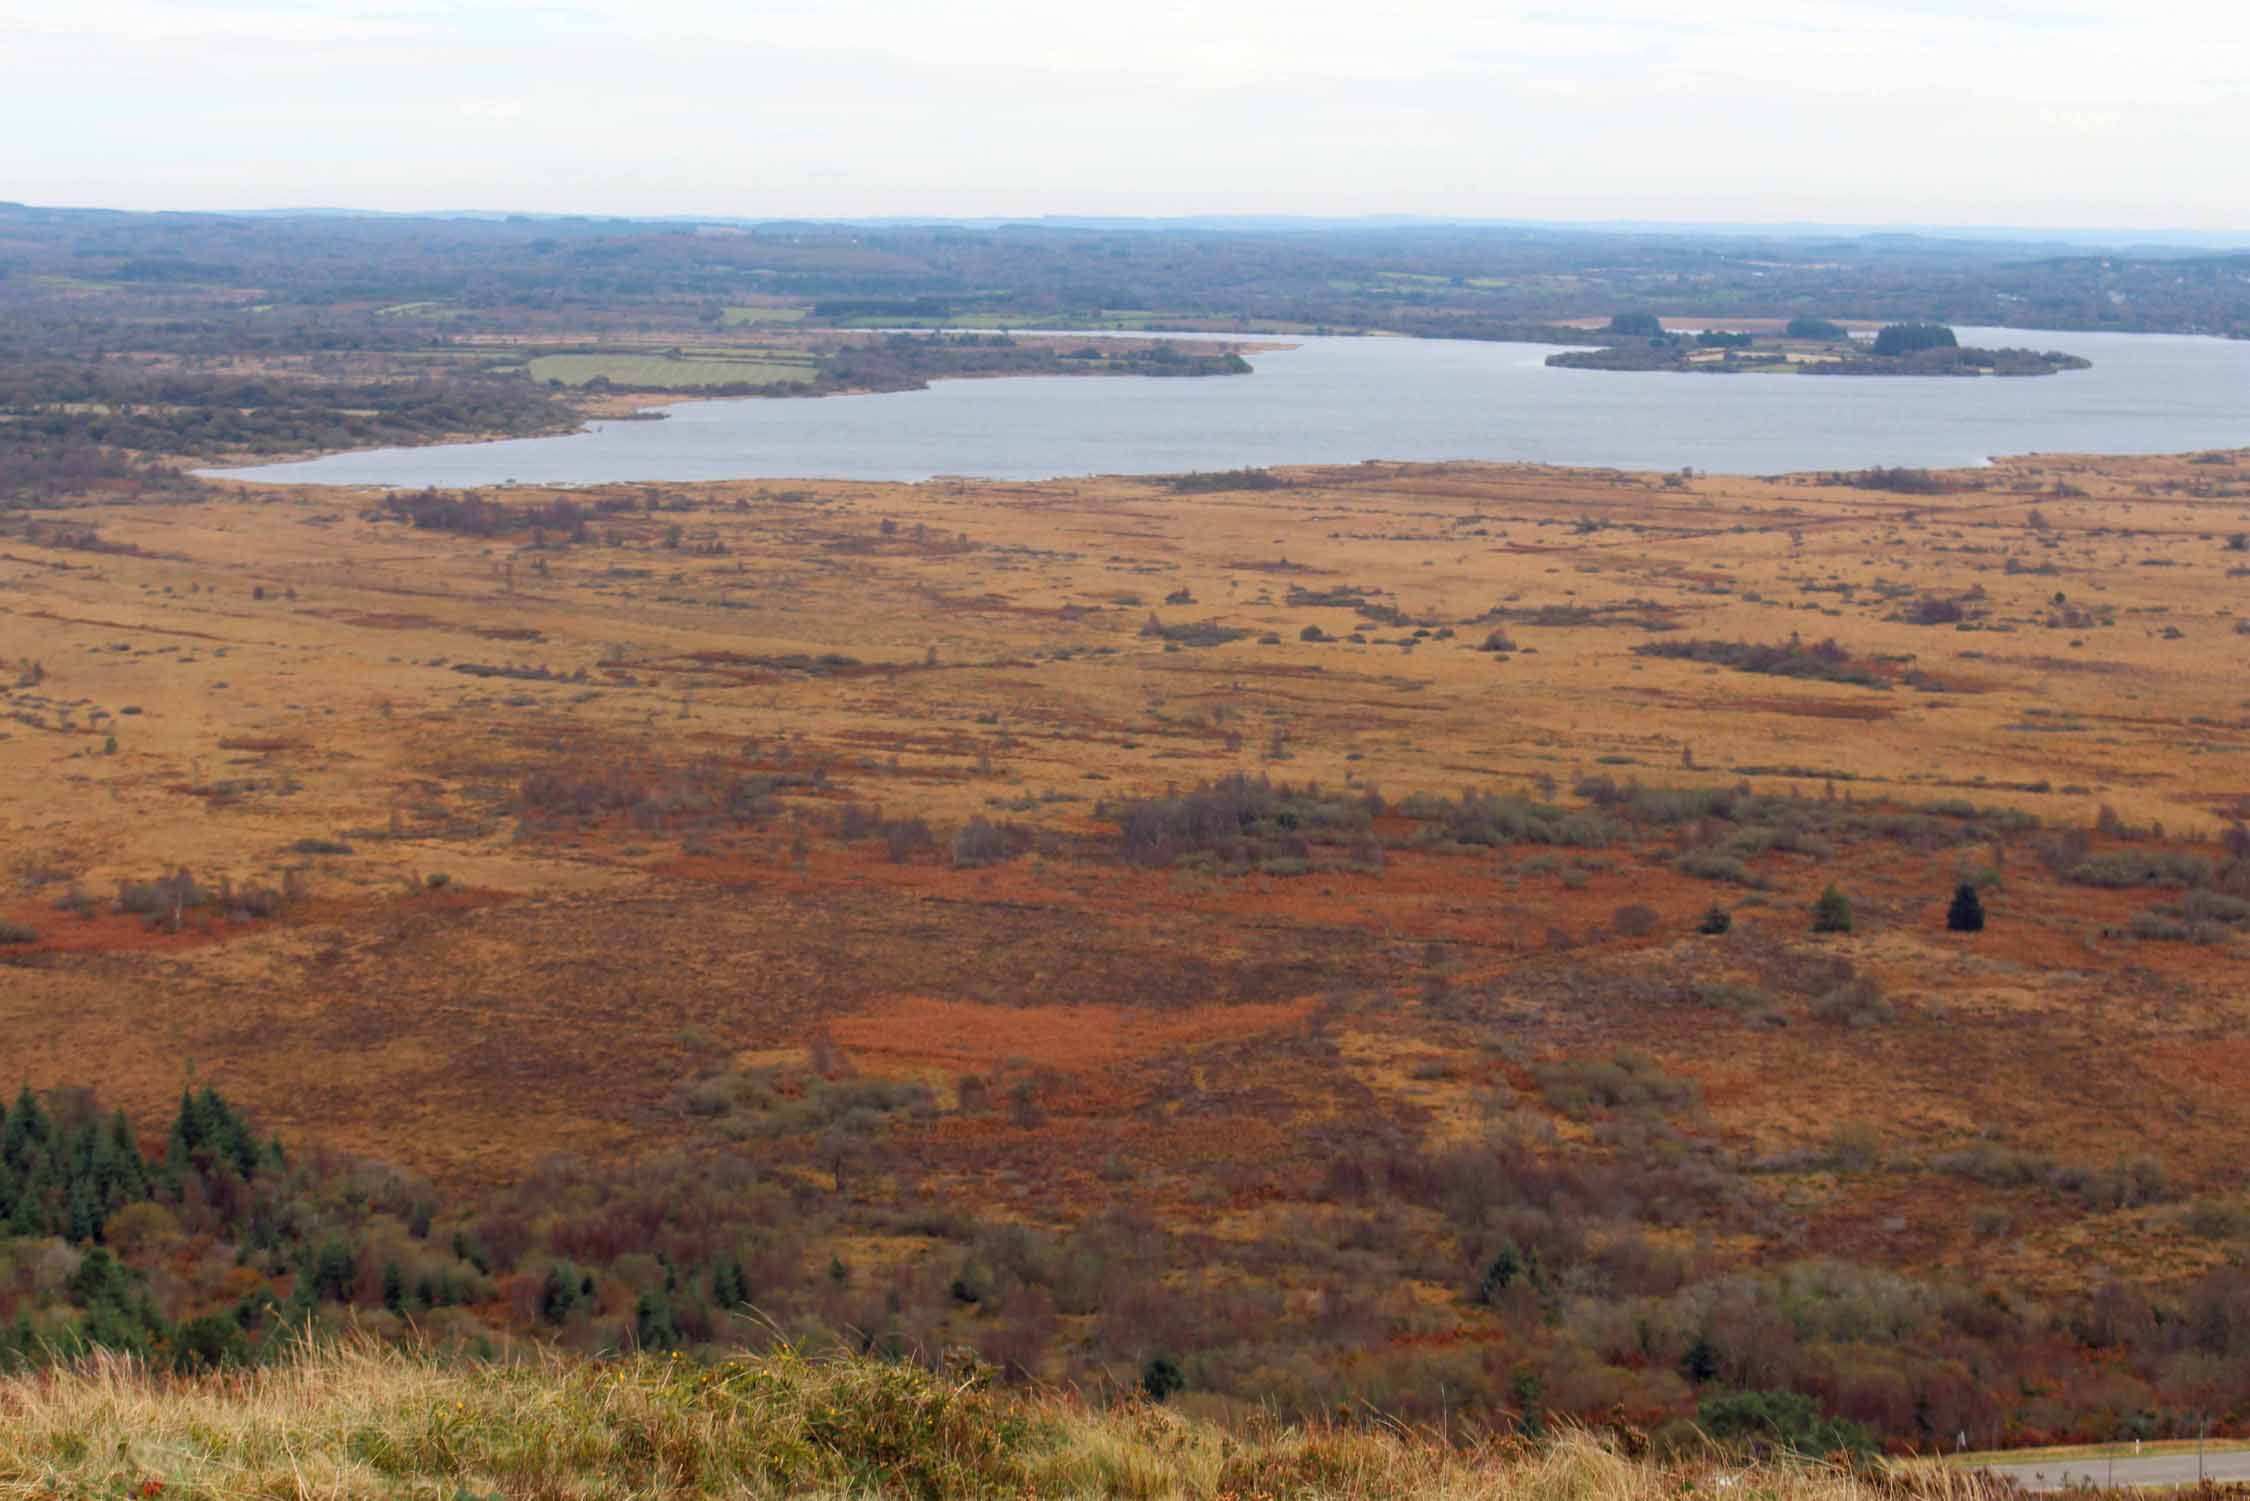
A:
[6,0,2243,229]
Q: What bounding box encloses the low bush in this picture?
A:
[1108,775,1374,868]
[1633,636,1887,689]
[1612,904,1660,938]
[1809,976,1891,1027]
[2069,850,2217,889]
[1536,1052,1698,1120]
[951,817,1033,868]
[1677,851,1761,886]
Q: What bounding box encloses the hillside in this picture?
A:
[0,1342,2001,1500]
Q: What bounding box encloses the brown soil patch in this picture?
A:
[829,994,1316,1077]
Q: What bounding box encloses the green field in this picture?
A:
[720,306,808,325]
[525,352,817,389]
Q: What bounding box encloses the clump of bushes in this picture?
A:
[112,871,290,924]
[1140,615,1251,647]
[1401,789,1616,850]
[1697,1389,1875,1457]
[2068,850,2216,889]
[1935,1141,2172,1209]
[1633,636,1887,689]
[1108,775,1375,869]
[1534,1051,1698,1120]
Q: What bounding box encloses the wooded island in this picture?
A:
[1548,317,2093,376]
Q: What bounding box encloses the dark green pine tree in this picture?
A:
[64,1177,102,1243]
[711,1254,749,1309]
[1478,1243,1525,1303]
[1947,882,1986,932]
[633,1291,678,1350]
[6,1178,40,1236]
[2,1085,51,1168]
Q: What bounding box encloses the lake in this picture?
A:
[211,326,2250,487]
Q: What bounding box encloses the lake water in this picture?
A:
[212,327,2250,487]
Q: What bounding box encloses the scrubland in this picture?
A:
[3,449,2249,1450]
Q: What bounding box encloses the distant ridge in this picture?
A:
[5,200,2244,254]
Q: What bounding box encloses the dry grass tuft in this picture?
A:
[0,1341,2020,1500]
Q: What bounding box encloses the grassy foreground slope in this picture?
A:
[0,1344,1994,1501]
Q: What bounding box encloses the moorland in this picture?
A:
[2,206,2249,1457]
[7,443,2250,1450]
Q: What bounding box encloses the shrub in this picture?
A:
[0,921,36,945]
[1612,904,1659,938]
[1696,904,1732,935]
[1946,883,1985,933]
[1811,884,1853,934]
[883,819,937,862]
[951,817,1030,869]
[1677,851,1760,887]
[1809,976,1892,1028]
[1535,1052,1697,1119]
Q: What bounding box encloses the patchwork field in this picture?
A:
[4,449,2248,1439]
[521,351,822,388]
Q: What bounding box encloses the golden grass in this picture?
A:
[0,1341,2016,1501]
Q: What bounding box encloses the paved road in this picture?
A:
[1982,1451,2250,1491]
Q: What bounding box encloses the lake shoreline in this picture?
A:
[204,326,2250,489]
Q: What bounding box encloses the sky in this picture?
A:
[6,0,2246,230]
